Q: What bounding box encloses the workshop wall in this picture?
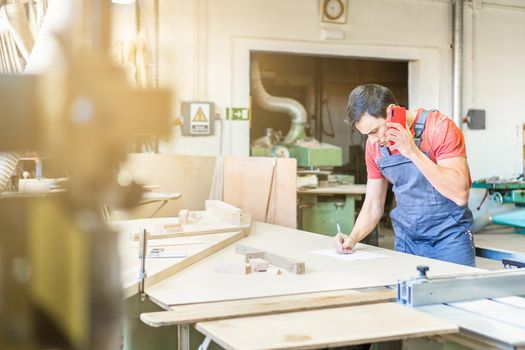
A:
[112,0,525,180]
[462,2,525,179]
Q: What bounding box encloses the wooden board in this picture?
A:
[297,184,367,195]
[195,302,459,350]
[146,222,480,306]
[223,156,296,228]
[141,289,394,327]
[119,154,216,218]
[120,230,245,298]
[112,212,252,241]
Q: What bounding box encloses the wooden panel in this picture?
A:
[223,156,297,228]
[119,154,216,218]
[196,302,458,350]
[141,289,394,326]
[147,222,480,306]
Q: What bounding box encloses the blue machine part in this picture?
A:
[491,208,525,232]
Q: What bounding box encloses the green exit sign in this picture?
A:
[226,108,250,121]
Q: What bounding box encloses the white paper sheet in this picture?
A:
[310,249,388,261]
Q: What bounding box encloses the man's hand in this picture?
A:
[386,122,418,158]
[334,232,356,254]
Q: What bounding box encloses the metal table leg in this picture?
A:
[198,336,212,350]
[178,324,190,350]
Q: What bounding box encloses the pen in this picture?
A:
[336,223,344,244]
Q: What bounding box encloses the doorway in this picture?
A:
[250,52,409,184]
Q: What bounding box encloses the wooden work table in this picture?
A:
[120,219,482,350]
[146,221,479,307]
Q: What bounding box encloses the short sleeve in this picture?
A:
[430,118,467,161]
[365,140,384,179]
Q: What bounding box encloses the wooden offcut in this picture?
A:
[214,261,252,275]
[205,200,242,226]
[249,258,269,272]
[235,244,305,274]
[178,209,189,225]
[129,211,252,241]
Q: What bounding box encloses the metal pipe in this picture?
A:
[251,61,306,144]
[25,0,73,73]
[452,0,464,127]
[138,228,147,301]
[0,152,19,192]
[4,0,35,60]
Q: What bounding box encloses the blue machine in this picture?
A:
[472,176,525,233]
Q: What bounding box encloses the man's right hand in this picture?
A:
[334,233,355,254]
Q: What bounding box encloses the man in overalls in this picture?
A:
[335,84,475,267]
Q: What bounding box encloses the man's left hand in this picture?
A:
[386,122,418,158]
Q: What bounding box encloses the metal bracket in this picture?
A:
[138,229,148,301]
[197,335,212,350]
[397,268,525,307]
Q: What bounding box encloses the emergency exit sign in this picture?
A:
[226,107,250,121]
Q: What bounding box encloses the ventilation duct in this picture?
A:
[0,152,19,191]
[251,61,306,144]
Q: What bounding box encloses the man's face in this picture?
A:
[354,113,388,146]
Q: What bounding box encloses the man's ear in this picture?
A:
[385,104,397,118]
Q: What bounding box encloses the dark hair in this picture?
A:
[345,84,398,125]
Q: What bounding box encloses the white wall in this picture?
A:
[112,0,525,180]
[463,1,525,178]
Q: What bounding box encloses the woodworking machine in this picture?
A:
[472,177,525,233]
[398,266,525,349]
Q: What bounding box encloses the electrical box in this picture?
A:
[466,109,485,130]
[181,102,214,136]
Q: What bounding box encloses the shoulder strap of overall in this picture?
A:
[413,110,434,148]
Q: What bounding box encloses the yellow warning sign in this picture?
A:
[193,107,208,122]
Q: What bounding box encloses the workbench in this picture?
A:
[118,217,484,350]
[116,213,525,350]
[297,184,367,237]
[145,221,477,306]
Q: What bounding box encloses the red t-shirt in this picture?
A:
[365,109,469,180]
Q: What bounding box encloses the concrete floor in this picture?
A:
[376,224,517,271]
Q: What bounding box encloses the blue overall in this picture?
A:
[377,110,476,267]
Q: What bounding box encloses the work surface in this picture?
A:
[475,226,525,252]
[147,221,479,307]
[196,302,458,350]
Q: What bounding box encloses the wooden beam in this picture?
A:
[205,200,242,226]
[130,214,252,241]
[235,244,305,274]
[141,289,395,327]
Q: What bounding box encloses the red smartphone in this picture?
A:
[388,106,406,148]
